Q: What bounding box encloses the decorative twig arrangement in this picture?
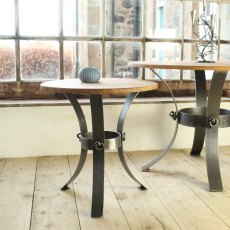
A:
[191,0,217,62]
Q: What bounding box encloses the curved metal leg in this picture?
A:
[61,94,88,190]
[61,149,87,190]
[90,94,104,217]
[190,70,207,156]
[117,146,146,190]
[142,69,179,171]
[117,93,146,190]
[205,71,227,191]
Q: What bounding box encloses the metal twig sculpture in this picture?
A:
[191,0,217,62]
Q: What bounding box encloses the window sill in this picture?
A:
[1,97,230,108]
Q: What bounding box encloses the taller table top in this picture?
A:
[129,61,230,71]
[41,78,158,95]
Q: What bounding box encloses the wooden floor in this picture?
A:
[1,147,230,230]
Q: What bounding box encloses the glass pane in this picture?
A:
[64,41,101,79]
[220,44,230,79]
[220,4,230,40]
[106,42,141,78]
[146,0,182,38]
[145,42,180,80]
[106,0,142,37]
[183,43,196,80]
[183,43,197,62]
[220,44,230,60]
[20,41,59,80]
[0,40,16,80]
[64,0,101,36]
[0,0,15,35]
[19,0,59,36]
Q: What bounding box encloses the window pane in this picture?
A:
[220,4,230,40]
[106,0,142,37]
[220,44,230,60]
[145,42,180,80]
[64,0,101,36]
[0,40,16,80]
[64,41,101,79]
[183,43,196,80]
[146,0,182,38]
[0,0,15,35]
[183,43,197,62]
[220,44,230,79]
[19,0,59,36]
[20,41,59,80]
[106,42,141,78]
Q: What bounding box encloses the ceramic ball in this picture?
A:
[78,67,100,83]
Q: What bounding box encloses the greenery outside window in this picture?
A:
[1,0,230,99]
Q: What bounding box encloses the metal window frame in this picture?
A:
[0,0,230,99]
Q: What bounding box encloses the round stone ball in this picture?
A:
[78,67,100,83]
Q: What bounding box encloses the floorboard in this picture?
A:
[0,158,36,230]
[68,155,130,230]
[105,153,180,230]
[30,156,80,230]
[128,150,230,230]
[0,158,6,174]
[0,148,230,230]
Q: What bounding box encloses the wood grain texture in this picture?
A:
[68,155,130,229]
[223,90,230,97]
[128,150,230,230]
[41,78,158,95]
[0,158,37,230]
[0,158,5,174]
[129,61,230,71]
[105,153,180,230]
[1,149,230,229]
[30,156,80,230]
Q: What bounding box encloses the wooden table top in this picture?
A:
[41,78,158,95]
[129,61,230,71]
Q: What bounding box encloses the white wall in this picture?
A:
[0,101,230,158]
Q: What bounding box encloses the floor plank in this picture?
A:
[128,150,230,230]
[30,156,80,230]
[68,155,130,230]
[1,148,230,229]
[0,158,37,230]
[0,158,6,174]
[105,153,180,230]
[164,149,230,228]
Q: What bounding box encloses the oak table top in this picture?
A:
[41,78,158,95]
[129,61,230,71]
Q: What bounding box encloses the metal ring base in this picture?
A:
[78,131,122,151]
[179,107,230,128]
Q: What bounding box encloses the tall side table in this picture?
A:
[41,78,158,217]
[129,61,230,192]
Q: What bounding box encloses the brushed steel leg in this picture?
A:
[117,93,146,190]
[190,70,207,156]
[61,149,88,191]
[61,93,88,190]
[205,71,227,191]
[90,94,105,217]
[142,69,179,171]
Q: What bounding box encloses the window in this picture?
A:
[1,0,230,99]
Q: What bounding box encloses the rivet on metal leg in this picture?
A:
[207,117,218,128]
[169,111,177,120]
